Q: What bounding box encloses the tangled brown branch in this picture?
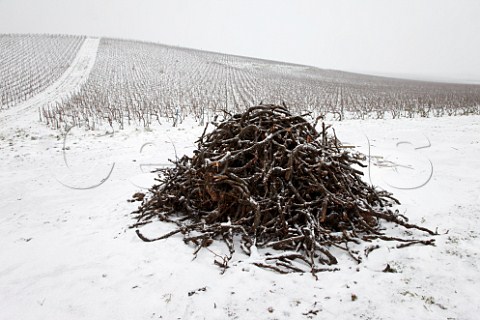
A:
[131,104,435,274]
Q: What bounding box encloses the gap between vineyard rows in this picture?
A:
[0,37,100,132]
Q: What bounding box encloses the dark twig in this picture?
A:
[131,104,436,274]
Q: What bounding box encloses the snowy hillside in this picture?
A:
[2,34,480,131]
[0,34,85,109]
[1,34,480,320]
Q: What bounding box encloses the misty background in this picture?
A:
[0,0,479,83]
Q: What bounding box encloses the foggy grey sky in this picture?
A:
[1,0,479,82]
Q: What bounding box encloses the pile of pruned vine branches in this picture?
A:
[132,104,435,274]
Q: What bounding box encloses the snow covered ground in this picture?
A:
[1,102,479,319]
[1,38,480,318]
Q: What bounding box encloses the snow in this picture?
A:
[1,109,479,319]
[1,49,480,319]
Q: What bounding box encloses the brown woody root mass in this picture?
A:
[132,104,435,274]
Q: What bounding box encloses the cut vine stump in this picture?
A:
[131,104,435,274]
